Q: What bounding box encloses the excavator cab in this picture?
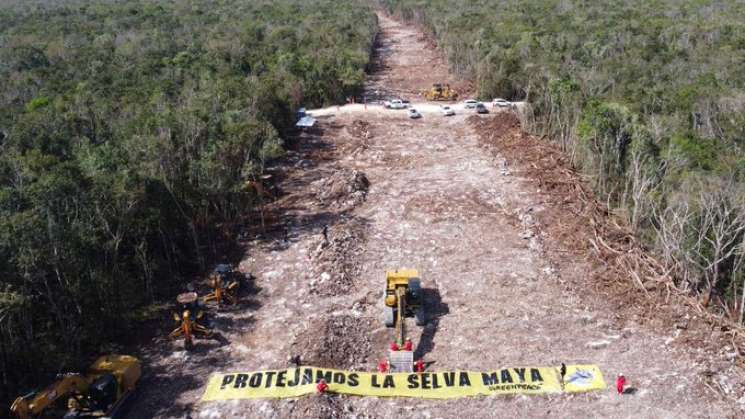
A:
[383,269,426,338]
[88,374,117,411]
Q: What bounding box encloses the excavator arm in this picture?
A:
[10,374,89,419]
[396,286,406,346]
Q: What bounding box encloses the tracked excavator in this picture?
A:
[10,355,140,419]
[383,269,427,343]
[383,269,426,372]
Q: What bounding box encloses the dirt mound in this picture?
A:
[310,219,366,297]
[348,120,372,139]
[286,395,345,419]
[314,169,370,210]
[341,120,374,157]
[291,315,374,370]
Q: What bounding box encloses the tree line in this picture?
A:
[0,0,377,406]
[382,0,745,320]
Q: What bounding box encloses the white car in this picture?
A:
[441,105,455,116]
[464,99,478,109]
[492,98,511,108]
[385,99,407,109]
[408,108,422,119]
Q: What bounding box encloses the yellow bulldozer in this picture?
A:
[423,83,458,101]
[383,269,426,346]
[10,355,141,419]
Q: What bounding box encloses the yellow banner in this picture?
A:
[201,365,605,401]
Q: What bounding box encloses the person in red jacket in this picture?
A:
[317,379,328,394]
[378,359,389,373]
[389,341,399,351]
[402,338,413,351]
[414,359,425,373]
[616,373,626,395]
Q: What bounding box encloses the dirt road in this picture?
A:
[130,12,741,419]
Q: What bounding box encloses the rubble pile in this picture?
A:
[313,169,370,210]
[310,220,366,297]
[291,315,374,370]
[348,120,372,139]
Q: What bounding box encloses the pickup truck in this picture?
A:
[384,99,408,109]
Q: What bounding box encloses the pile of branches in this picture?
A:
[313,169,370,210]
[470,113,745,347]
[309,219,367,297]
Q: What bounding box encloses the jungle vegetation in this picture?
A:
[383,0,745,321]
[0,0,376,405]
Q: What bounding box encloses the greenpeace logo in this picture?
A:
[488,384,541,391]
[566,369,595,388]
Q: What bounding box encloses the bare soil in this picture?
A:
[365,14,470,102]
[128,12,743,419]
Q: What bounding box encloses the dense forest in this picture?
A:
[383,0,745,320]
[0,0,376,406]
[5,0,745,411]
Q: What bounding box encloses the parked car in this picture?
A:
[440,105,455,116]
[384,99,407,109]
[475,103,489,114]
[408,108,422,119]
[464,99,478,109]
[492,98,511,108]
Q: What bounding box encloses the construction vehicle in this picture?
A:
[424,83,458,101]
[170,292,213,349]
[383,269,426,346]
[10,355,140,419]
[384,99,407,109]
[203,264,239,307]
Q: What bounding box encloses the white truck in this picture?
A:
[384,99,408,109]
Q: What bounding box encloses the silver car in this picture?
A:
[441,106,455,116]
[464,99,478,109]
[409,108,422,119]
[492,98,511,108]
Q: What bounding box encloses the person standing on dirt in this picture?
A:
[616,373,626,395]
[317,379,328,394]
[378,359,389,373]
[414,359,425,373]
[560,363,567,384]
[289,355,301,367]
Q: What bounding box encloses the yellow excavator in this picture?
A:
[383,269,426,346]
[10,355,141,419]
[424,83,458,101]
